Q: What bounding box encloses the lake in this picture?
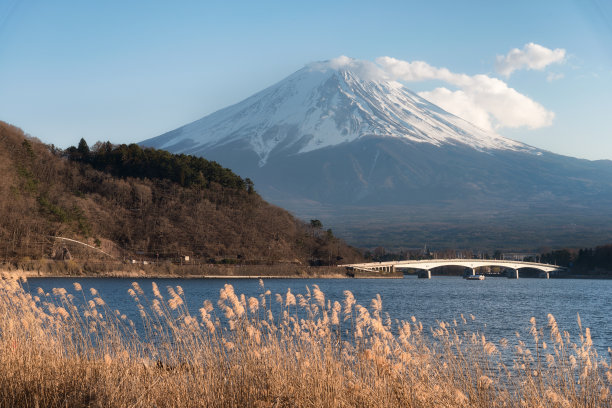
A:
[26,275,612,354]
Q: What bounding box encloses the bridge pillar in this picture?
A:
[509,268,519,279]
[426,269,431,279]
[542,271,549,279]
[471,268,476,276]
[391,265,396,273]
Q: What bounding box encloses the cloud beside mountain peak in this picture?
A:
[495,43,566,77]
[311,44,562,133]
[376,53,556,132]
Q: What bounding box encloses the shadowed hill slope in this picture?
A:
[0,121,361,266]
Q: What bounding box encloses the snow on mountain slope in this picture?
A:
[144,58,536,166]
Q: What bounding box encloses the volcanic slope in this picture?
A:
[141,59,612,250]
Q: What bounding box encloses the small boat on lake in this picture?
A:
[464,274,485,280]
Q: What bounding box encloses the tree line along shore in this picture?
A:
[0,262,350,279]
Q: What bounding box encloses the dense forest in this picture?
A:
[66,139,252,192]
[539,245,612,273]
[0,121,362,268]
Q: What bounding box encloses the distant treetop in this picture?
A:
[66,140,251,192]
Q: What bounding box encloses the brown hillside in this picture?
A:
[0,121,362,266]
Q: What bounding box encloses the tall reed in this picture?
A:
[0,273,610,407]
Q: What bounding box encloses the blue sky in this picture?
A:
[1,0,611,159]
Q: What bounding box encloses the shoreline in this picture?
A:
[3,267,610,280]
[0,268,351,280]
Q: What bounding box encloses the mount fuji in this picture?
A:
[141,58,612,250]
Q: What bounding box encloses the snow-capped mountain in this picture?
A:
[144,59,535,165]
[141,58,612,249]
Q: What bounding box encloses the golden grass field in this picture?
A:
[0,273,610,407]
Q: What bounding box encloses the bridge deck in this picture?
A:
[342,259,565,273]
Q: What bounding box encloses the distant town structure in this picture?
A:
[502,253,539,261]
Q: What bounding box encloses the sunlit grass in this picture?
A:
[0,273,610,407]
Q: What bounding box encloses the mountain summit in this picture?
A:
[145,57,533,166]
[142,58,612,250]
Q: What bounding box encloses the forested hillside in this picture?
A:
[0,121,362,267]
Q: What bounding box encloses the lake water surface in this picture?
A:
[27,276,612,354]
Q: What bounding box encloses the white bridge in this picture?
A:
[342,259,566,279]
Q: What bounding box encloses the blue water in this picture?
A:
[26,276,612,354]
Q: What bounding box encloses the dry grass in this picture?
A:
[2,261,348,279]
[0,273,610,407]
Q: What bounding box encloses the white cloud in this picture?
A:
[309,55,390,82]
[376,56,554,131]
[495,43,566,77]
[418,88,494,131]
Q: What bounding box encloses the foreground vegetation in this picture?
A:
[0,274,609,407]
